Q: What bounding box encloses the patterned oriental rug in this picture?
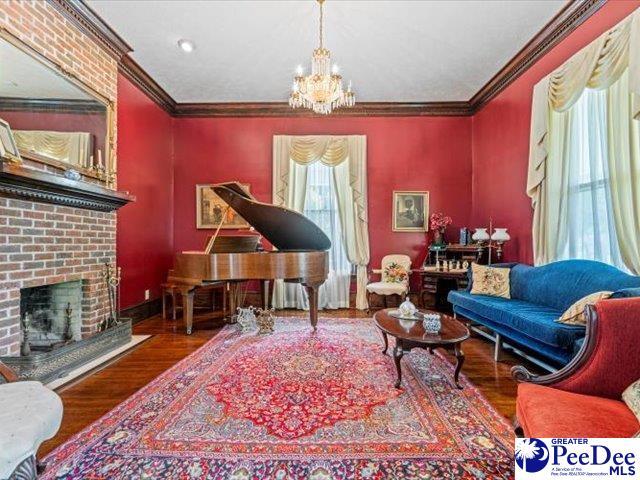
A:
[43,318,515,479]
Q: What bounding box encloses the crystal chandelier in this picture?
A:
[289,0,355,114]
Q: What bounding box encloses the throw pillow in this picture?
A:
[622,379,640,424]
[383,262,408,284]
[469,264,511,299]
[556,291,612,326]
[611,287,640,299]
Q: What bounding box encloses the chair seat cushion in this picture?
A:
[366,282,407,296]
[449,290,584,349]
[0,381,63,479]
[517,383,640,438]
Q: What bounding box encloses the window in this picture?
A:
[303,161,351,308]
[555,84,627,269]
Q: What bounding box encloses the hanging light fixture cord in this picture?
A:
[318,0,324,49]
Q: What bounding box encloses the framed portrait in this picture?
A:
[392,191,429,232]
[0,118,21,164]
[196,183,250,229]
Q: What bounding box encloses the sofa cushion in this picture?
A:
[622,379,640,423]
[509,260,640,312]
[449,290,583,349]
[470,264,511,298]
[611,287,640,298]
[465,262,517,292]
[557,291,612,325]
[517,383,639,438]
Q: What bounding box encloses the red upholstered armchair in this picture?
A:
[512,298,640,438]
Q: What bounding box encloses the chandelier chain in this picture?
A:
[319,0,324,49]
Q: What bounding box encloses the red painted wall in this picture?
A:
[173,117,472,274]
[471,1,640,264]
[116,73,174,308]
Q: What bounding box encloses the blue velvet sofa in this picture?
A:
[447,260,640,366]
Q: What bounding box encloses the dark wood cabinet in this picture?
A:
[415,269,468,311]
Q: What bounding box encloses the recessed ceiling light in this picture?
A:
[177,39,195,53]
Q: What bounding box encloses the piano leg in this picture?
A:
[304,283,320,331]
[261,280,270,310]
[178,286,195,334]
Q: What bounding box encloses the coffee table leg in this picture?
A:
[453,343,465,389]
[380,330,389,355]
[393,340,404,388]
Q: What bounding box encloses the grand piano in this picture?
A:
[168,182,330,334]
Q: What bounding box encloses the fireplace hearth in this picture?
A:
[0,279,133,384]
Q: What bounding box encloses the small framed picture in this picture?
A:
[393,191,429,232]
[0,118,21,163]
[196,183,250,229]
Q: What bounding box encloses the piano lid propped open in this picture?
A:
[212,182,331,252]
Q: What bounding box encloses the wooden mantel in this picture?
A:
[0,162,134,212]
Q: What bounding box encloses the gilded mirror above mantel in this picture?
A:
[0,32,114,186]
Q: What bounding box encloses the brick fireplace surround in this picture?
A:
[0,1,119,356]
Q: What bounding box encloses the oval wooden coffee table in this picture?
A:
[374,308,470,389]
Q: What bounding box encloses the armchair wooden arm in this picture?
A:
[512,298,640,399]
[511,305,597,385]
[0,361,19,382]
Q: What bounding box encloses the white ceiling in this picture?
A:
[0,40,94,100]
[88,0,566,103]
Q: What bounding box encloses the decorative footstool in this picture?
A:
[0,379,63,480]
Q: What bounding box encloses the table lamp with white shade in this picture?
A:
[472,220,510,264]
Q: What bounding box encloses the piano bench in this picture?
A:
[161,282,228,321]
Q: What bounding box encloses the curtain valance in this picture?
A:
[527,8,640,265]
[289,136,349,166]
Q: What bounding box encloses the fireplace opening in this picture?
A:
[20,280,83,354]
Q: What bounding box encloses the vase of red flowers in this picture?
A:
[430,212,452,246]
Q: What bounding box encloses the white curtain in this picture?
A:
[550,79,627,269]
[278,161,352,309]
[527,8,640,271]
[272,135,370,310]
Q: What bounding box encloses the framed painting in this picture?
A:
[196,183,250,229]
[392,191,429,232]
[0,118,22,164]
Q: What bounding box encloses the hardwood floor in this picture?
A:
[40,309,538,456]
